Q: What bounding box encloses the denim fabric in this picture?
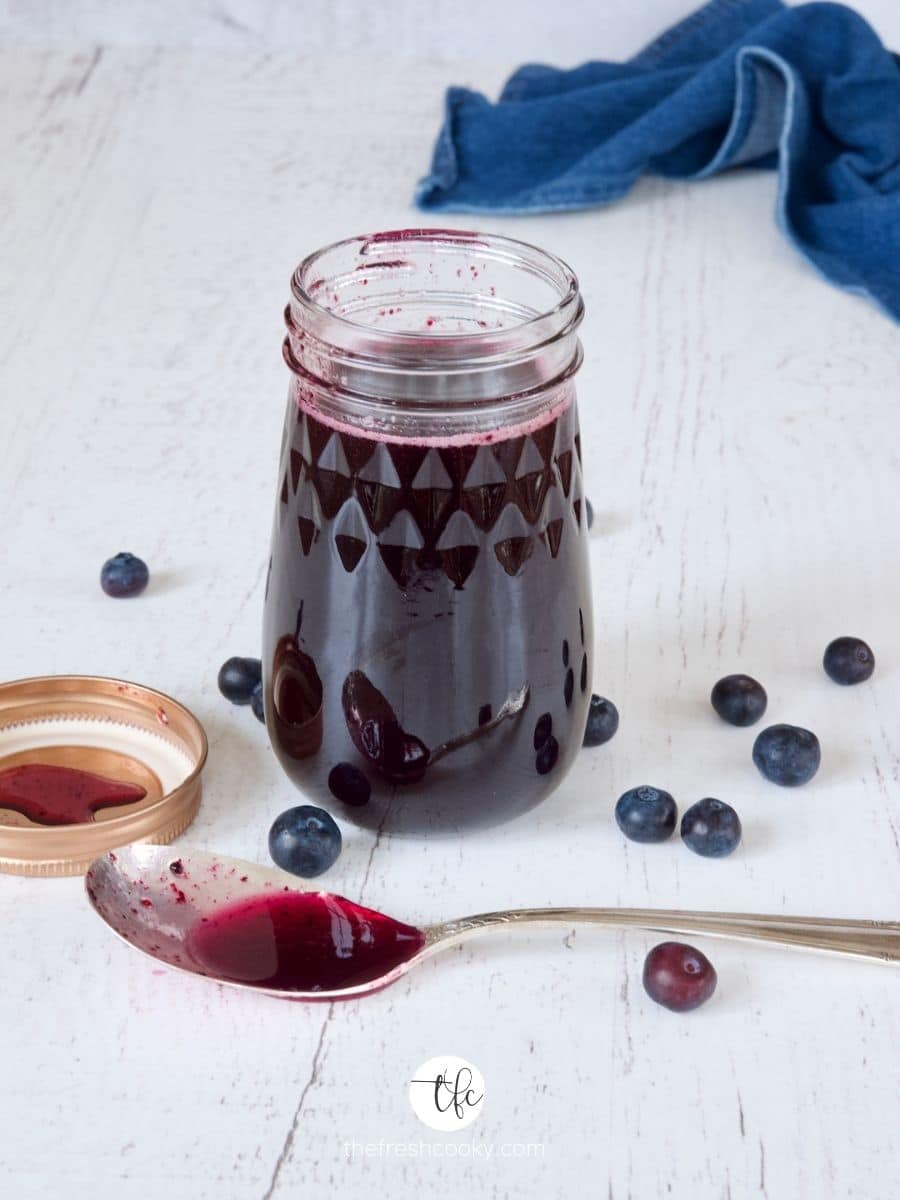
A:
[416,0,900,319]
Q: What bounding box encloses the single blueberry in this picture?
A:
[643,942,717,1013]
[615,786,677,844]
[218,657,263,705]
[327,762,371,807]
[535,735,559,775]
[585,499,594,530]
[100,552,149,598]
[710,674,767,727]
[823,636,875,685]
[533,712,553,750]
[268,805,342,878]
[753,724,821,786]
[583,695,619,747]
[681,798,741,858]
[563,668,574,708]
[250,682,265,723]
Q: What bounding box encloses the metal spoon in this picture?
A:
[86,845,900,1002]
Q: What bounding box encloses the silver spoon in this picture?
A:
[86,845,900,1002]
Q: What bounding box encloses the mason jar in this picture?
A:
[263,229,592,832]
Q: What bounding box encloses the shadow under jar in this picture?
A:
[263,229,593,832]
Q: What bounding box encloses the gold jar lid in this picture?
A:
[0,676,207,877]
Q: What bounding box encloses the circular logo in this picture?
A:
[409,1056,486,1131]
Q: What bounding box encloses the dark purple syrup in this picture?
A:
[0,764,146,826]
[187,891,424,992]
[263,384,592,830]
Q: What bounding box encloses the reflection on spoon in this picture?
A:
[341,669,529,784]
[86,845,900,1003]
[428,682,530,766]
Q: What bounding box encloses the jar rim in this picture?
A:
[289,228,581,360]
[284,229,583,426]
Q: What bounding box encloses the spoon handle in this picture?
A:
[429,909,900,963]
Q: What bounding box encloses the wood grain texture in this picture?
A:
[1,4,899,1198]
[0,0,769,61]
[2,0,898,60]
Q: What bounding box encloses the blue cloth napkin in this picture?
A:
[416,0,900,320]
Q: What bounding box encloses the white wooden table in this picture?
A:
[2,4,899,1197]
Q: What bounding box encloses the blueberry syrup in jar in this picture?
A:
[263,230,593,831]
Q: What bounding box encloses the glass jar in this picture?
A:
[263,229,592,831]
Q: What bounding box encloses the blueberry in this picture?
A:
[643,942,717,1012]
[268,805,342,878]
[710,674,767,727]
[752,724,820,786]
[478,704,492,727]
[327,762,371,807]
[250,682,265,723]
[217,657,263,705]
[563,668,574,707]
[100,552,149,598]
[533,712,553,750]
[681,797,741,857]
[583,695,619,747]
[585,498,594,530]
[615,786,677,843]
[823,636,875,685]
[535,735,559,775]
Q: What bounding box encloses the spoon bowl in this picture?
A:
[85,843,434,1000]
[86,845,900,1002]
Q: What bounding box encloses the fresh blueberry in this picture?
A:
[643,942,717,1012]
[710,674,767,727]
[823,636,875,685]
[615,786,677,844]
[327,762,371,807]
[100,552,149,598]
[753,724,820,786]
[681,797,741,858]
[585,498,594,530]
[250,682,265,723]
[563,668,574,708]
[217,657,263,705]
[533,712,553,750]
[535,735,559,775]
[268,805,342,878]
[583,695,619,747]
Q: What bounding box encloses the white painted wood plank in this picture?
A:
[2,0,898,63]
[0,14,898,1200]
